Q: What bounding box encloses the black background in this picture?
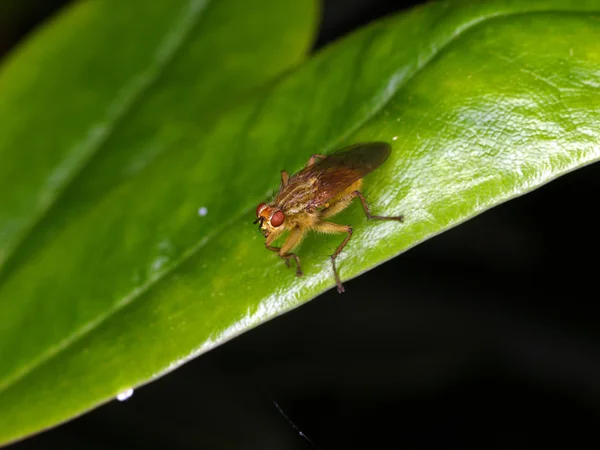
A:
[3,0,600,448]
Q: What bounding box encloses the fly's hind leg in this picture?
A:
[352,190,404,222]
[322,189,404,222]
[319,180,362,220]
[266,227,305,276]
[316,186,403,292]
[320,194,355,219]
[313,221,353,294]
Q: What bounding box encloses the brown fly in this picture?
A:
[254,142,403,293]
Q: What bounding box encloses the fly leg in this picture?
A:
[266,227,305,276]
[321,190,404,222]
[266,244,300,274]
[351,191,404,222]
[315,189,403,292]
[320,194,355,219]
[312,221,353,294]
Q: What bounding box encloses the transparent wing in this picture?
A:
[308,142,391,208]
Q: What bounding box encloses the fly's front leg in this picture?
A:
[266,227,305,276]
[313,221,353,294]
[266,244,293,269]
[266,243,282,255]
[280,227,305,276]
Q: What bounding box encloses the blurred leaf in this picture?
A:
[1,0,600,444]
[0,0,317,269]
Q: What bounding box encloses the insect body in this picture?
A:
[254,142,403,293]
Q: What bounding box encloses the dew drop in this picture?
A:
[392,136,398,141]
[152,256,169,272]
[198,206,208,217]
[116,388,134,401]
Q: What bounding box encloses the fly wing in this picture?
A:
[308,142,391,209]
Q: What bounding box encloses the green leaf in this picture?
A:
[0,0,317,270]
[1,0,600,444]
[0,0,318,442]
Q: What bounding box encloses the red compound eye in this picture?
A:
[256,203,266,217]
[271,210,285,227]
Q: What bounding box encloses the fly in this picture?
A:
[254,142,403,293]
